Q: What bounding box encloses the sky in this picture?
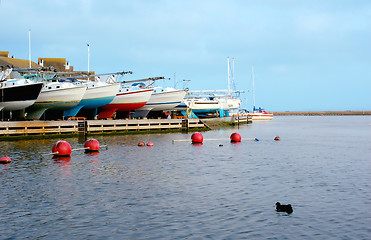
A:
[1,0,370,111]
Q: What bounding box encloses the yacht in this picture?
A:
[132,87,187,118]
[25,81,87,119]
[97,83,154,119]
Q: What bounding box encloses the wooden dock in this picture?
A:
[0,118,206,137]
[202,115,252,125]
[232,115,253,124]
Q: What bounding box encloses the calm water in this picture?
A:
[1,116,370,239]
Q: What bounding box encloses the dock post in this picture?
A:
[247,115,253,124]
[78,120,87,135]
[182,119,189,132]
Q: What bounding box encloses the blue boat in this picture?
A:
[63,80,121,117]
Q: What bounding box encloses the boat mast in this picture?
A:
[227,57,230,94]
[28,29,31,68]
[87,43,90,75]
[232,57,235,94]
[252,65,256,111]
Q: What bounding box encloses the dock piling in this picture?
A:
[78,120,87,135]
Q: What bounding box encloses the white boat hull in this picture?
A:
[138,89,187,111]
[26,83,87,119]
[35,86,86,108]
[185,100,221,110]
[220,98,241,110]
[1,100,37,111]
[83,82,121,102]
[248,112,274,120]
[185,98,240,111]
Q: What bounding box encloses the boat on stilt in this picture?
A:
[184,91,241,118]
[132,87,187,118]
[25,81,87,119]
[97,86,153,119]
[62,78,121,118]
[0,68,43,112]
[183,57,243,118]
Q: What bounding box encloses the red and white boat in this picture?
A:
[97,84,153,119]
[248,107,274,120]
[247,65,273,120]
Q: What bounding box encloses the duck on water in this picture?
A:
[276,202,293,214]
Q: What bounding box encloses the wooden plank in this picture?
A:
[0,118,205,136]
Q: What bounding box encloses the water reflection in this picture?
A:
[86,152,101,174]
[0,116,370,239]
[53,156,72,177]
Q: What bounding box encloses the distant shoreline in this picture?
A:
[272,111,371,116]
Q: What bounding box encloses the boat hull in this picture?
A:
[26,85,87,119]
[248,113,274,120]
[63,83,120,117]
[97,88,153,119]
[185,100,221,110]
[133,89,187,117]
[0,82,43,111]
[141,89,187,111]
[185,98,240,111]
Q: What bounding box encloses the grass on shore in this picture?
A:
[273,111,371,116]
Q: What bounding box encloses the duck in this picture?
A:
[275,202,293,214]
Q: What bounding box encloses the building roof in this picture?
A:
[0,51,9,57]
[38,57,72,72]
[0,56,40,68]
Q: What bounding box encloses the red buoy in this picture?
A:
[147,142,154,147]
[230,132,242,142]
[274,136,281,141]
[0,156,11,164]
[191,132,203,143]
[52,140,72,157]
[138,142,145,146]
[84,139,100,152]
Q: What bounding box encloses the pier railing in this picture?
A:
[0,118,206,137]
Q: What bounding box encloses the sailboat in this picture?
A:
[132,86,188,118]
[248,66,273,120]
[62,78,121,118]
[0,68,43,112]
[25,80,87,119]
[183,57,242,118]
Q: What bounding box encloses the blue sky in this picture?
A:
[1,0,370,111]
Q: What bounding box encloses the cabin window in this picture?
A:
[56,86,60,88]
[48,87,52,89]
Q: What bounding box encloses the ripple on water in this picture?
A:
[0,116,371,239]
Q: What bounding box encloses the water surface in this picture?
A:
[1,116,370,239]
